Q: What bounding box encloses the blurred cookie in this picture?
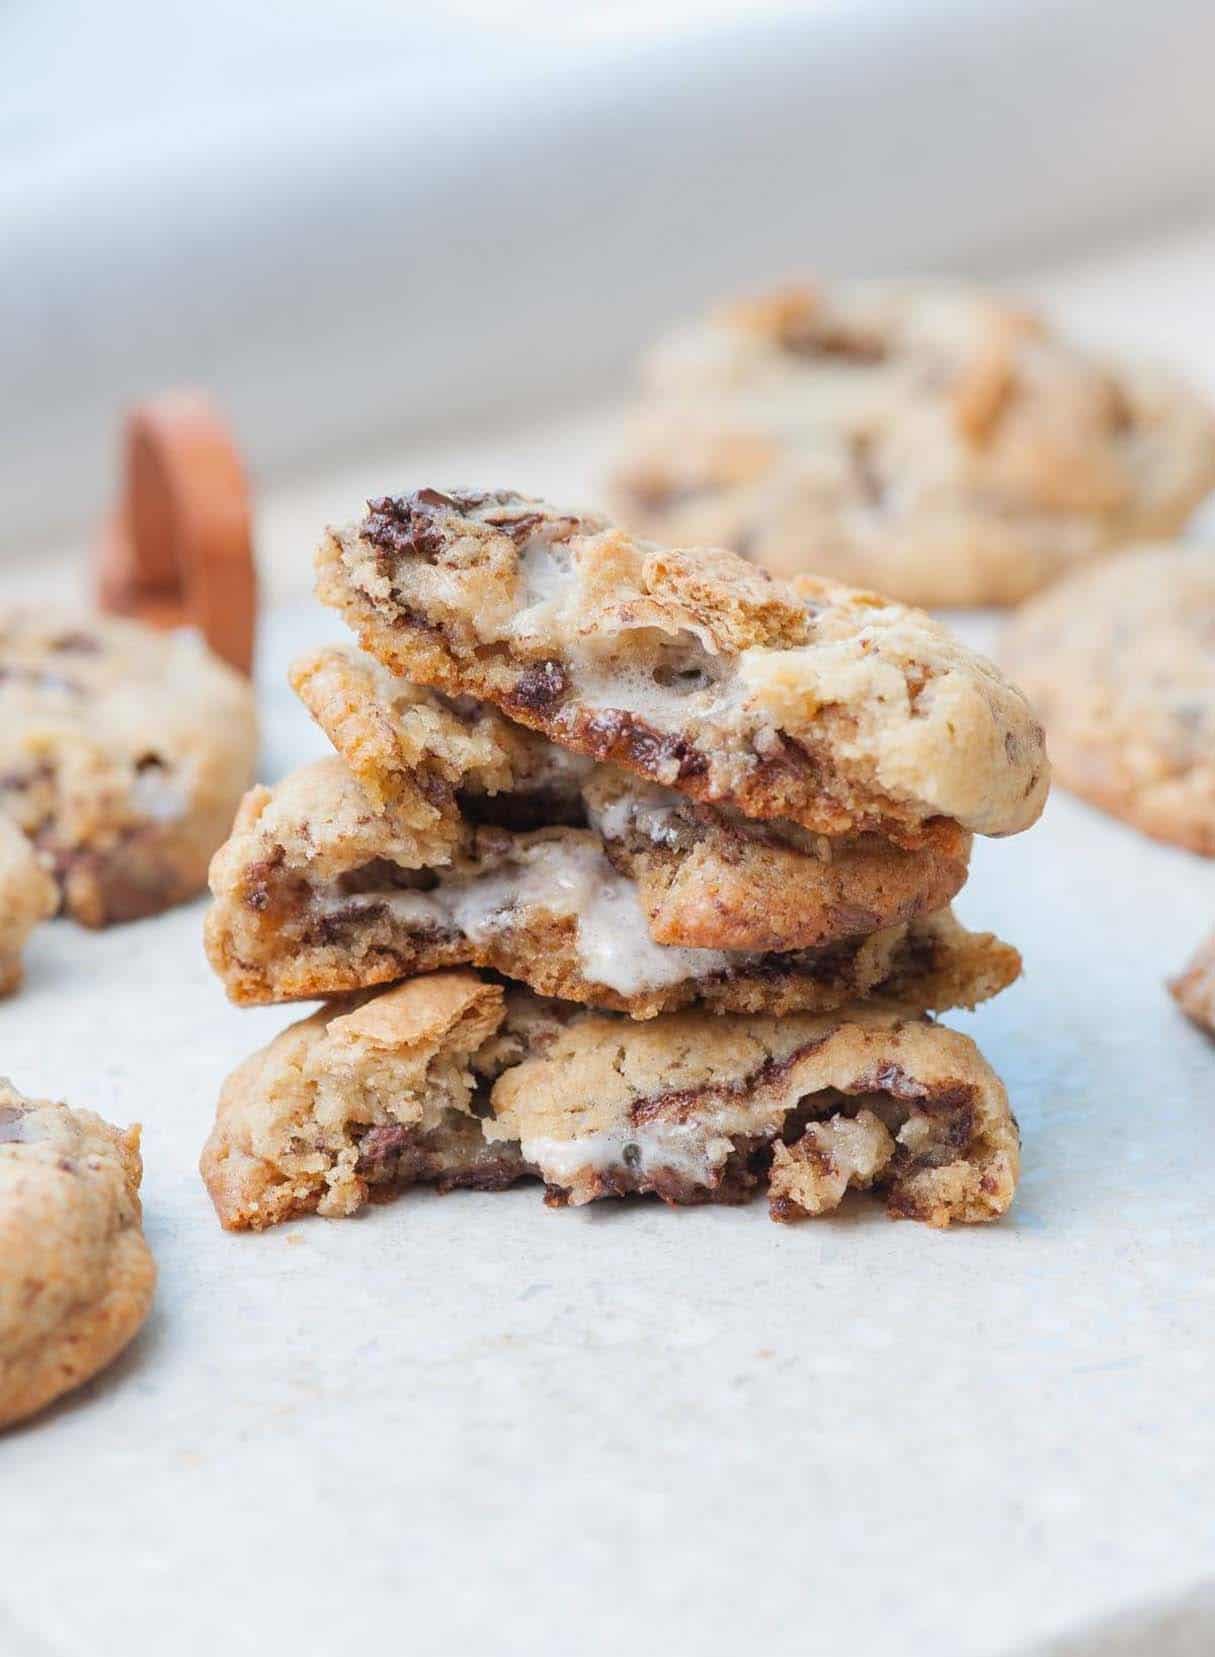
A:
[0,1081,155,1429]
[1002,545,1215,852]
[1170,933,1215,1033]
[315,489,1048,840]
[201,973,530,1229]
[0,612,258,924]
[609,283,1215,606]
[292,643,972,953]
[203,756,1017,1016]
[0,816,56,994]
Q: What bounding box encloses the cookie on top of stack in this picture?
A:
[202,489,1048,1231]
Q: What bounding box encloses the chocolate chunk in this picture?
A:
[781,321,887,363]
[48,631,103,655]
[483,511,545,544]
[412,488,465,510]
[852,1064,975,1141]
[363,495,447,563]
[577,708,707,782]
[631,1035,832,1125]
[416,770,454,810]
[363,489,572,572]
[0,758,52,798]
[660,734,710,781]
[509,660,568,712]
[416,488,515,514]
[356,1122,414,1171]
[625,479,709,515]
[242,846,286,912]
[307,902,390,945]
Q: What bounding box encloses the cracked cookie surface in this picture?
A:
[0,1080,155,1429]
[315,490,1048,842]
[203,756,1018,1016]
[1003,544,1215,853]
[0,612,258,925]
[609,282,1215,607]
[292,643,972,953]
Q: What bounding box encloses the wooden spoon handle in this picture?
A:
[95,393,257,675]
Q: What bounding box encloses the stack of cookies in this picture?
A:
[201,489,1048,1232]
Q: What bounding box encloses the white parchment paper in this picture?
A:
[0,592,1211,1657]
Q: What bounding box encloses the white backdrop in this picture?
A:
[4,0,1215,548]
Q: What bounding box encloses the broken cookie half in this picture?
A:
[314,489,1049,843]
[201,973,530,1230]
[203,754,1015,1017]
[201,970,1019,1231]
[290,643,973,955]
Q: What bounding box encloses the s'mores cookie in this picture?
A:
[1003,544,1215,854]
[291,643,973,953]
[203,756,1017,1017]
[0,611,257,925]
[610,282,1215,606]
[201,973,530,1229]
[314,490,1048,842]
[202,973,1019,1231]
[487,995,1018,1227]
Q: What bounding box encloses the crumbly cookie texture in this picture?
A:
[0,612,258,925]
[201,973,531,1229]
[290,644,590,847]
[314,490,1048,842]
[1170,933,1215,1033]
[486,994,1019,1225]
[581,768,969,952]
[0,1080,155,1429]
[1003,544,1215,854]
[205,974,1018,1230]
[0,816,56,995]
[203,756,1017,1016]
[609,282,1215,607]
[292,643,971,952]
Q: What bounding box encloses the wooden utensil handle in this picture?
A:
[95,393,257,675]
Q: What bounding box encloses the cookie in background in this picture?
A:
[0,612,257,928]
[1002,544,1215,855]
[609,283,1215,607]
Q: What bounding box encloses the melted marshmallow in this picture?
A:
[586,781,685,848]
[520,1116,735,1186]
[321,838,731,996]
